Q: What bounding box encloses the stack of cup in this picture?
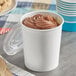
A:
[56,0,76,32]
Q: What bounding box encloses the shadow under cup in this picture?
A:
[20,11,64,72]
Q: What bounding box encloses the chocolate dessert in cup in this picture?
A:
[3,10,64,72]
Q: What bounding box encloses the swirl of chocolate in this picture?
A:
[22,14,59,29]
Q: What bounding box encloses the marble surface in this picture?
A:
[0,31,76,76]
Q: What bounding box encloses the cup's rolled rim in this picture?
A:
[20,10,64,31]
[57,0,76,4]
[60,13,76,17]
[57,1,76,6]
[57,2,76,7]
[57,13,76,16]
[57,4,76,7]
[57,12,76,16]
[57,6,76,11]
[57,5,76,9]
[57,10,76,16]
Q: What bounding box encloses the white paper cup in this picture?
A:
[20,10,64,72]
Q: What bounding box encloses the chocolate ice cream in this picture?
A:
[22,14,59,29]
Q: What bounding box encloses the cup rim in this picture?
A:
[57,4,76,8]
[20,10,64,31]
[57,2,76,6]
[57,9,76,14]
[57,12,76,16]
[57,10,76,16]
[57,6,76,11]
[58,0,76,4]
